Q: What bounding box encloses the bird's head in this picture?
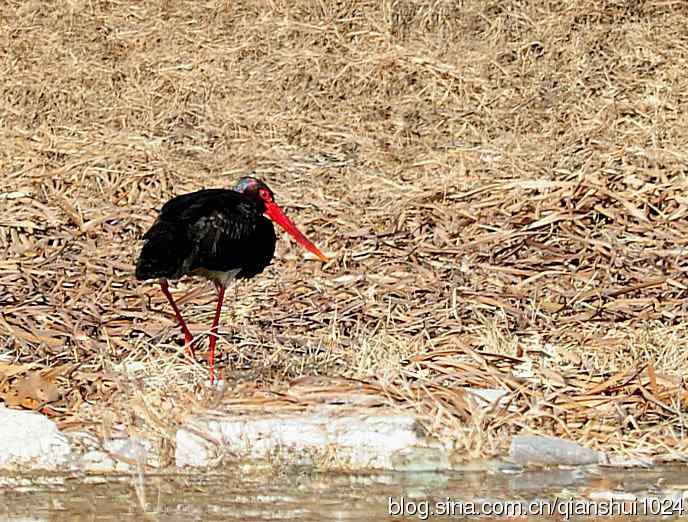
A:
[233,176,274,208]
[234,176,328,262]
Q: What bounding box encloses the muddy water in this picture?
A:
[1,465,687,521]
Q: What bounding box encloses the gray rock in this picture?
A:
[0,404,71,470]
[176,408,447,470]
[509,435,601,466]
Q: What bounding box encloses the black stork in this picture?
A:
[135,176,327,384]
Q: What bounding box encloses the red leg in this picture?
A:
[159,279,195,361]
[208,283,226,385]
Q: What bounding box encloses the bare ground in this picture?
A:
[1,0,688,464]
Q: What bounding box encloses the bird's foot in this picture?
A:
[206,371,225,389]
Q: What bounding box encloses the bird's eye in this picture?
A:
[258,188,272,202]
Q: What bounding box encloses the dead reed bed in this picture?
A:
[1,0,688,462]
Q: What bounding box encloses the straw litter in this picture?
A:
[1,0,687,463]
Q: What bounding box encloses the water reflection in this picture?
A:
[1,465,687,521]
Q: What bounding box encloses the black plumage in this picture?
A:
[135,176,327,384]
[135,188,277,283]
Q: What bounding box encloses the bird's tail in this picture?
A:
[135,221,188,281]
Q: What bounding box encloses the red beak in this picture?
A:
[264,201,328,261]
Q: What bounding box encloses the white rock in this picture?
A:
[0,404,71,470]
[176,409,446,470]
[78,437,151,472]
[104,437,150,464]
[79,450,116,472]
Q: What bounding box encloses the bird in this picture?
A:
[135,176,327,384]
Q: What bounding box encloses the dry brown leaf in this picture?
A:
[540,368,567,387]
[2,372,60,410]
[0,362,36,380]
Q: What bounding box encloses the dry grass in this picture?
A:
[2,0,688,464]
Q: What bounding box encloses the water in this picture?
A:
[1,465,687,521]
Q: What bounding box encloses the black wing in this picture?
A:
[135,189,276,281]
